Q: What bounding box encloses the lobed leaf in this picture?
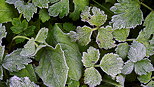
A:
[84,67,102,87]
[6,0,18,4]
[35,27,48,43]
[110,0,143,29]
[81,6,107,26]
[50,24,82,81]
[121,60,134,75]
[32,0,49,8]
[15,1,37,21]
[128,41,146,62]
[2,49,32,72]
[137,72,152,84]
[39,9,50,23]
[96,26,116,49]
[100,53,124,78]
[82,46,100,67]
[35,44,69,87]
[134,59,154,75]
[48,0,69,18]
[9,76,39,87]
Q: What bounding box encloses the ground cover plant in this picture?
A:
[0,0,154,87]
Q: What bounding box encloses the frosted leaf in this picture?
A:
[20,38,35,57]
[0,24,7,45]
[135,59,154,75]
[35,27,48,43]
[48,0,69,18]
[115,43,129,59]
[128,41,146,62]
[112,28,130,42]
[116,74,125,86]
[15,1,37,21]
[0,46,5,80]
[51,24,82,81]
[39,9,50,23]
[137,72,152,84]
[69,25,94,46]
[110,0,143,29]
[100,53,124,78]
[141,81,154,87]
[5,0,18,4]
[9,76,39,87]
[35,44,69,87]
[96,26,116,49]
[121,60,134,75]
[32,0,49,8]
[82,46,100,67]
[81,6,107,26]
[2,49,32,72]
[84,67,102,87]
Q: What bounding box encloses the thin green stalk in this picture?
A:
[140,2,153,11]
[19,14,22,19]
[102,79,121,87]
[94,65,100,67]
[126,39,135,41]
[13,36,30,40]
[92,0,114,15]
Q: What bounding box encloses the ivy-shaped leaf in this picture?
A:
[128,41,146,62]
[84,67,102,87]
[9,76,39,87]
[96,26,116,49]
[2,49,32,72]
[50,24,82,81]
[35,44,69,87]
[81,6,107,26]
[110,0,143,29]
[39,9,50,23]
[15,1,37,21]
[32,0,49,8]
[10,64,37,82]
[48,0,69,18]
[0,24,7,45]
[0,0,17,23]
[35,27,48,43]
[121,60,134,75]
[112,28,130,42]
[134,59,154,75]
[69,26,94,46]
[69,0,89,21]
[137,72,152,84]
[82,46,100,67]
[115,43,129,59]
[100,53,124,78]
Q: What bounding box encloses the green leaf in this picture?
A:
[9,76,39,87]
[142,81,154,87]
[82,46,100,67]
[35,44,69,87]
[110,0,143,29]
[105,0,116,4]
[69,26,94,46]
[115,43,129,59]
[32,0,49,8]
[23,25,36,37]
[96,26,116,49]
[39,9,50,23]
[35,27,48,43]
[20,38,36,57]
[0,0,16,23]
[15,1,37,21]
[84,67,102,87]
[11,18,28,34]
[69,0,89,20]
[10,64,37,82]
[6,0,18,4]
[137,72,152,84]
[134,59,154,75]
[128,41,146,62]
[2,49,32,72]
[100,53,124,77]
[81,6,107,26]
[63,23,76,32]
[116,74,125,86]
[50,24,82,81]
[112,28,130,42]
[0,24,7,44]
[121,60,134,75]
[143,11,154,38]
[67,78,80,87]
[48,0,69,18]
[0,46,4,80]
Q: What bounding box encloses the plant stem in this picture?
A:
[140,2,153,11]
[126,39,135,41]
[102,79,121,87]
[92,0,114,15]
[19,14,22,19]
[94,65,100,67]
[13,36,30,40]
